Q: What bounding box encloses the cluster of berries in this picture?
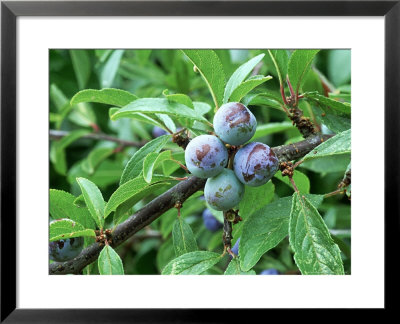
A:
[185,102,279,211]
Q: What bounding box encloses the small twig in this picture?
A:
[272,134,333,162]
[222,215,234,258]
[171,159,189,173]
[49,129,147,148]
[286,75,295,98]
[324,189,345,198]
[293,160,304,169]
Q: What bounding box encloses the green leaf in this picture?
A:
[136,49,152,64]
[162,251,222,275]
[274,170,310,194]
[229,75,272,103]
[50,84,69,111]
[239,181,274,218]
[49,189,96,230]
[251,121,293,140]
[182,50,226,108]
[50,219,96,241]
[163,89,194,108]
[111,98,208,124]
[267,50,289,86]
[225,258,256,275]
[143,150,174,183]
[160,195,205,238]
[68,159,122,189]
[104,175,171,218]
[71,88,138,107]
[70,50,91,89]
[193,102,212,115]
[82,147,115,174]
[301,154,351,173]
[157,237,175,272]
[312,105,351,133]
[98,245,124,275]
[110,108,171,130]
[288,50,320,95]
[50,129,91,175]
[120,135,170,185]
[68,103,96,127]
[289,192,344,275]
[112,178,170,226]
[327,50,351,86]
[76,178,106,229]
[95,49,112,62]
[223,54,265,103]
[73,194,86,208]
[302,129,351,162]
[99,49,124,88]
[172,218,198,257]
[239,197,292,271]
[243,92,283,110]
[155,114,176,132]
[304,92,350,115]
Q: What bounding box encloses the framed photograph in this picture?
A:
[1,0,398,321]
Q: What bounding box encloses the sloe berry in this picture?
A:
[184,135,228,178]
[233,142,279,187]
[49,236,84,262]
[260,268,279,275]
[202,208,223,232]
[204,169,244,211]
[152,126,168,138]
[231,238,240,256]
[213,102,257,145]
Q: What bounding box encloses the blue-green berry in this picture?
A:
[184,135,228,178]
[213,102,257,145]
[233,142,279,187]
[204,169,244,211]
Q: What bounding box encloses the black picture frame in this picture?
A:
[1,0,398,321]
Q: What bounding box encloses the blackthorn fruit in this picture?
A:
[152,126,168,138]
[204,169,244,211]
[49,236,84,262]
[49,219,84,262]
[202,208,223,232]
[233,142,279,187]
[260,268,279,275]
[185,135,228,178]
[231,238,240,256]
[213,102,257,145]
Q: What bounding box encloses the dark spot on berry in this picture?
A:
[196,144,211,161]
[242,172,255,182]
[254,164,262,170]
[225,103,250,128]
